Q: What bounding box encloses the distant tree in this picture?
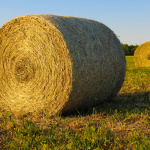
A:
[122,44,130,55]
[129,45,134,55]
[131,45,138,55]
[122,44,139,56]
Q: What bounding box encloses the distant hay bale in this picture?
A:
[134,41,150,67]
[0,14,126,115]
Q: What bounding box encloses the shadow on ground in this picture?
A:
[62,91,150,117]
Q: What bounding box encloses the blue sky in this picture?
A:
[0,0,150,45]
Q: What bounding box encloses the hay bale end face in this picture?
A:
[0,15,126,115]
[134,41,150,67]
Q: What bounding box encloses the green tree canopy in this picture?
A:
[122,44,139,56]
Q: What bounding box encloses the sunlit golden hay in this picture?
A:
[0,15,126,115]
[134,41,150,67]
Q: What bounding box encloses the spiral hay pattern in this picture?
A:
[134,41,150,67]
[0,15,126,115]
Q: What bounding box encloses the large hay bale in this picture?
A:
[0,14,126,115]
[134,41,150,67]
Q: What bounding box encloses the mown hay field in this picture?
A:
[0,56,150,149]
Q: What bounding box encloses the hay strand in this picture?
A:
[0,15,126,115]
[134,41,150,67]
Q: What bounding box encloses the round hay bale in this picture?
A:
[134,41,150,67]
[0,14,126,115]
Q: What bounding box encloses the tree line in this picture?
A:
[121,44,139,56]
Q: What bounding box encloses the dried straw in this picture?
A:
[0,15,126,116]
[134,41,150,67]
